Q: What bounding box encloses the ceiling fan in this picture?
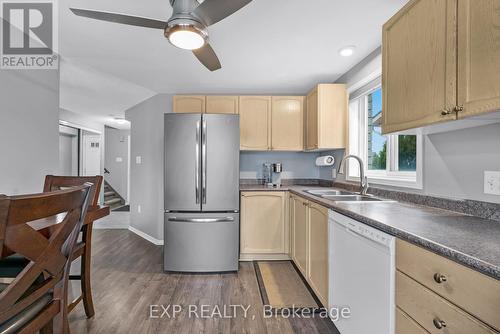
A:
[70,0,253,71]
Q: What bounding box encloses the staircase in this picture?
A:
[104,181,127,211]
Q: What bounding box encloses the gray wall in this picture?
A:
[0,70,60,195]
[240,151,322,179]
[104,127,130,201]
[126,94,172,241]
[423,124,500,203]
[333,48,500,204]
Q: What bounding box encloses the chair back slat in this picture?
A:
[43,175,103,207]
[5,187,91,225]
[0,184,91,324]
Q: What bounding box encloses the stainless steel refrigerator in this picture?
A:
[164,113,239,272]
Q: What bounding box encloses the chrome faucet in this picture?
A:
[338,155,369,195]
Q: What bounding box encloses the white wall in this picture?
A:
[0,70,60,195]
[126,94,172,242]
[334,48,500,204]
[104,127,130,201]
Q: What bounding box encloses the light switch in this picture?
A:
[116,157,123,162]
[136,156,142,164]
[484,171,500,195]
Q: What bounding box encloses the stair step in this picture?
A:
[105,198,122,205]
[104,191,114,197]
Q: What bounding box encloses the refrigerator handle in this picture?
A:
[202,119,207,204]
[195,120,201,204]
[168,217,234,223]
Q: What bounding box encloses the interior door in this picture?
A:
[202,114,240,211]
[164,114,202,211]
[82,133,101,176]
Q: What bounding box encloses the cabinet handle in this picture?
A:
[433,318,447,329]
[441,108,453,116]
[433,273,447,284]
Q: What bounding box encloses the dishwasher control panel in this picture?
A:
[329,210,394,247]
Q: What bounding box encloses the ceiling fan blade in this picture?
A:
[192,0,252,26]
[70,8,167,29]
[193,44,221,71]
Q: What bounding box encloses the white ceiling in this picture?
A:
[59,0,407,125]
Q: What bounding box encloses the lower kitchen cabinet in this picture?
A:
[396,308,429,334]
[290,194,329,306]
[396,239,500,333]
[291,194,308,275]
[240,191,287,259]
[307,202,329,306]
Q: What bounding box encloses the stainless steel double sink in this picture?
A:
[305,189,394,203]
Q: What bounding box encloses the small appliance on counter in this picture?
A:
[272,163,283,187]
[263,163,272,187]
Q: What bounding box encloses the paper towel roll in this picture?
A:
[316,155,335,167]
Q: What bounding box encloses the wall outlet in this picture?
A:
[332,168,337,179]
[484,171,500,195]
[116,157,123,162]
[137,204,141,213]
[136,156,142,164]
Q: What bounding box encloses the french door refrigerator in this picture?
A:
[164,113,240,272]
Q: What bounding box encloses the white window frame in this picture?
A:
[347,84,423,189]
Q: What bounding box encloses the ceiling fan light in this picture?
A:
[166,24,207,50]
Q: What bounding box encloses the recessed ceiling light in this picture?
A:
[114,117,129,125]
[339,46,356,57]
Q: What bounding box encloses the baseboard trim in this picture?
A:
[128,226,164,246]
[93,224,129,230]
[239,254,291,261]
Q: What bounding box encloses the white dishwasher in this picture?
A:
[328,210,395,334]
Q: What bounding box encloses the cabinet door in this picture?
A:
[306,88,319,150]
[308,202,329,306]
[206,96,239,114]
[173,96,206,113]
[271,96,304,151]
[457,0,500,118]
[291,195,308,276]
[240,192,285,254]
[382,0,457,134]
[239,96,272,151]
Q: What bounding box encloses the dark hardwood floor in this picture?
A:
[69,229,339,334]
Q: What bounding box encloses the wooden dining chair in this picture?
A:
[0,184,91,334]
[43,175,104,318]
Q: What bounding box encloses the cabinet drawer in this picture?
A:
[396,307,429,334]
[396,239,500,331]
[396,271,496,334]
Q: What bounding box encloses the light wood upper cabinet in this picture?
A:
[206,96,239,114]
[240,192,286,255]
[382,0,500,133]
[382,0,457,134]
[271,96,304,151]
[305,84,347,150]
[291,195,308,276]
[173,95,206,113]
[307,202,329,306]
[239,96,272,151]
[457,0,500,119]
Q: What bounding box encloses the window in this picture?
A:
[348,85,422,189]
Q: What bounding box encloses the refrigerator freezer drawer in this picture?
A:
[164,212,239,272]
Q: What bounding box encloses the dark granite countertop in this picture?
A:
[240,184,500,280]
